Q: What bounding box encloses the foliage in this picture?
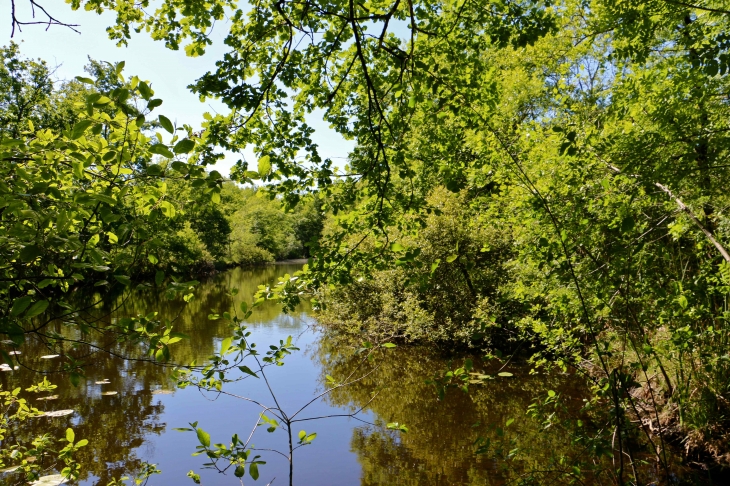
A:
[11,0,730,480]
[317,187,514,346]
[0,380,86,484]
[220,183,324,265]
[0,46,225,370]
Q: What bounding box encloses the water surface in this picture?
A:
[1,264,720,485]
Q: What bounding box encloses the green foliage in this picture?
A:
[0,46,219,370]
[123,0,730,473]
[317,188,513,346]
[15,0,730,479]
[0,381,86,483]
[219,183,323,266]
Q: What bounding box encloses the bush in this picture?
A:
[317,187,514,347]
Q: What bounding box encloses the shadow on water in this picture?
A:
[1,263,725,485]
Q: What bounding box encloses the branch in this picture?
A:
[654,182,730,262]
[10,0,80,36]
[599,156,730,263]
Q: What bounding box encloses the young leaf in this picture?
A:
[257,155,272,178]
[196,428,211,447]
[220,337,232,355]
[238,366,258,378]
[19,244,42,262]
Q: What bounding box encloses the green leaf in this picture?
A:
[10,296,33,317]
[149,144,175,158]
[678,295,688,309]
[220,337,232,355]
[497,372,513,377]
[238,366,258,378]
[430,260,440,274]
[173,139,195,154]
[19,244,42,262]
[389,242,405,252]
[196,428,210,447]
[298,430,306,440]
[382,342,397,348]
[25,300,49,318]
[155,271,164,286]
[234,465,245,478]
[138,81,152,99]
[114,275,131,286]
[147,98,163,109]
[71,120,94,139]
[257,155,272,178]
[91,193,117,206]
[249,462,259,481]
[66,428,75,443]
[75,76,95,85]
[158,115,174,133]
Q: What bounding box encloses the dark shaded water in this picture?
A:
[0,265,725,485]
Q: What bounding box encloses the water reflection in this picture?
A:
[1,263,718,485]
[0,263,311,486]
[313,336,591,486]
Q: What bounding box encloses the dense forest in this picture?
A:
[2,0,730,484]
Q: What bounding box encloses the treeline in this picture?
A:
[158,182,324,275]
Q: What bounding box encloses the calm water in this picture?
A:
[0,265,722,485]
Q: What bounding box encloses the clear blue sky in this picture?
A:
[1,2,354,176]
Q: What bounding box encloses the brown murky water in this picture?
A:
[0,264,724,485]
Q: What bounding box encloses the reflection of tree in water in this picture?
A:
[2,341,168,485]
[71,389,166,485]
[314,335,600,485]
[113,263,311,365]
[1,264,308,485]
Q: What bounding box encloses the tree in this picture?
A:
[0,50,222,365]
[11,0,730,480]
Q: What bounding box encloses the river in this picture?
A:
[0,264,722,485]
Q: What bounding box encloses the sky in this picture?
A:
[1,1,354,176]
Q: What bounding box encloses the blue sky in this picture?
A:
[1,2,354,176]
